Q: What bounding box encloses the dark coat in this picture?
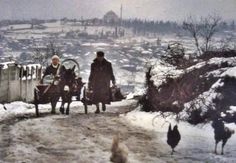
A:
[41,64,66,94]
[43,64,65,78]
[88,58,115,104]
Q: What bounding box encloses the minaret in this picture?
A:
[120,4,123,26]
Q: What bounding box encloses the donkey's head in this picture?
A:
[61,65,76,89]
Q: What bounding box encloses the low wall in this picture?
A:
[0,63,42,103]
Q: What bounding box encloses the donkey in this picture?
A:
[59,66,76,115]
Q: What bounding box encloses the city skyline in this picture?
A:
[0,0,235,22]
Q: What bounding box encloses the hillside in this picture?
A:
[141,50,236,124]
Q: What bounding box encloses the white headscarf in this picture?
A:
[52,55,60,60]
[51,55,60,68]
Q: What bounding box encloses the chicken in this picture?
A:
[110,134,128,163]
[212,118,235,155]
[3,105,7,110]
[167,124,181,155]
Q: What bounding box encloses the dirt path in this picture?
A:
[0,103,168,163]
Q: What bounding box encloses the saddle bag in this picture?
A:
[110,86,125,102]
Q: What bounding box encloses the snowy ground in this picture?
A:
[125,111,236,163]
[0,101,236,163]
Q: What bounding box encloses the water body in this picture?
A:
[0,0,235,21]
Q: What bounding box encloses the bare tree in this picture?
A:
[183,16,202,54]
[199,15,221,52]
[183,15,221,55]
[32,42,62,66]
[47,41,62,57]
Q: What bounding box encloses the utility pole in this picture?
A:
[119,4,124,37]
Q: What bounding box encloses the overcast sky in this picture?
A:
[0,0,235,21]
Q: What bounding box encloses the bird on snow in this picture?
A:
[212,118,235,155]
[110,134,128,163]
[167,123,181,155]
[1,104,7,110]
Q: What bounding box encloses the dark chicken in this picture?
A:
[212,118,235,155]
[167,124,181,155]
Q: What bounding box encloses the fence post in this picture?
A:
[36,66,38,81]
[7,66,10,102]
[31,66,34,81]
[15,65,18,80]
[25,66,29,102]
[20,66,23,101]
[39,66,42,80]
[0,67,2,87]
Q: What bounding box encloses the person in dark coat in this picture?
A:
[88,51,116,113]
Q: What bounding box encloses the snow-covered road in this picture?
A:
[0,101,236,163]
[0,101,165,163]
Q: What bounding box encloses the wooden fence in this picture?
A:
[0,63,42,103]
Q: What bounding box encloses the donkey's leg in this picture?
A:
[215,140,219,154]
[60,101,65,114]
[102,103,106,112]
[51,100,57,114]
[51,95,59,114]
[171,148,174,155]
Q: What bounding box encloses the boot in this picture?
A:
[95,104,100,114]
[66,109,69,115]
[60,107,65,114]
[51,109,56,114]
